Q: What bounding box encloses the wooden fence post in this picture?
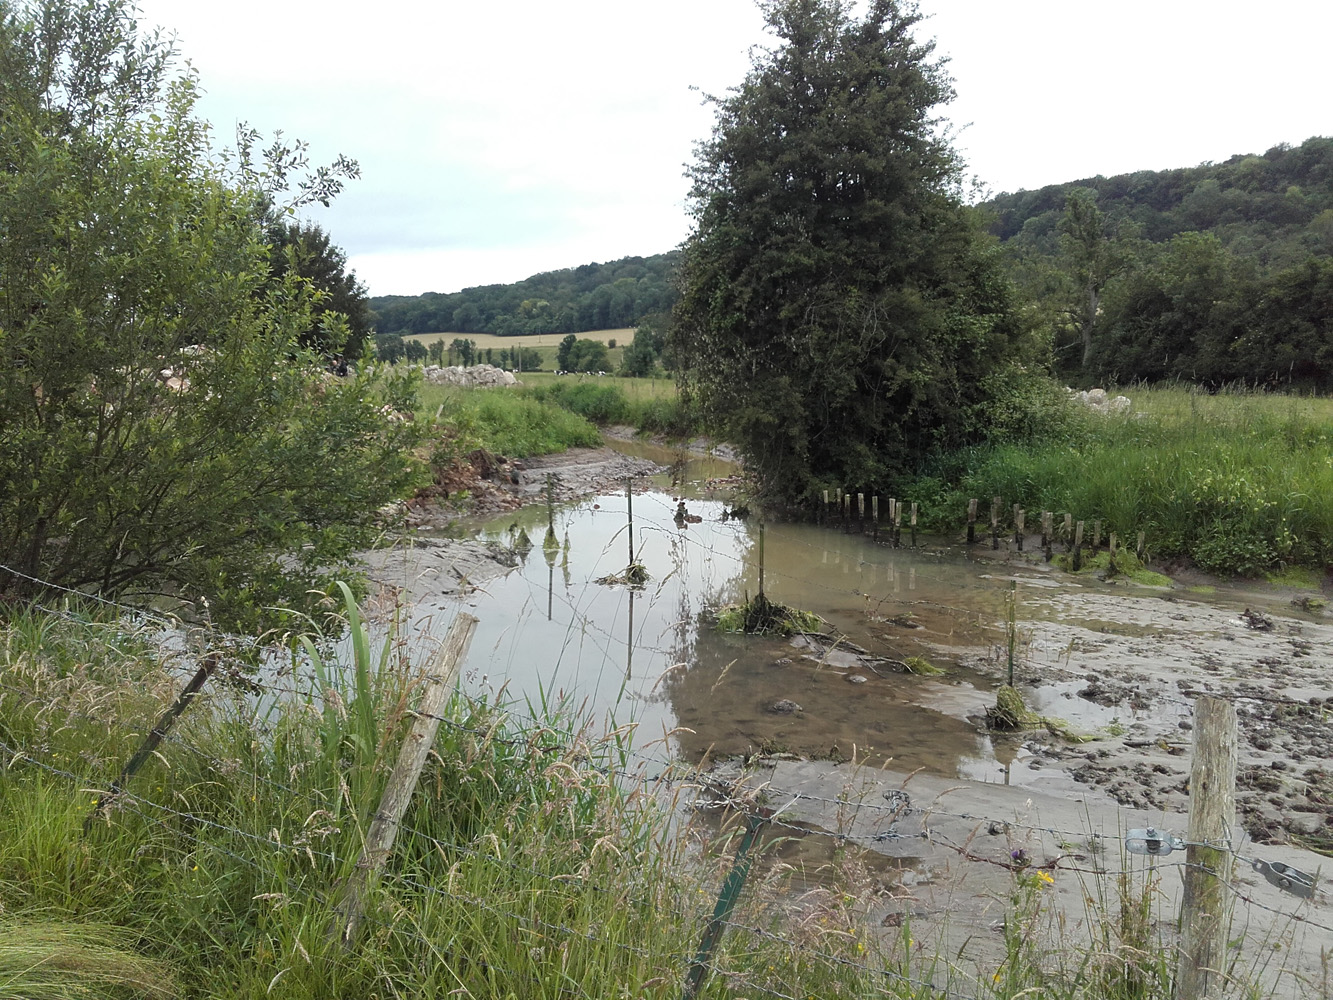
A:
[991,497,1001,550]
[334,613,480,946]
[1175,696,1238,1000]
[967,498,977,545]
[1073,521,1084,571]
[909,502,918,548]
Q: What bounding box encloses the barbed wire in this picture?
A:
[5,684,1330,1000]
[6,517,1331,986]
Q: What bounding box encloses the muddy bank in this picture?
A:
[408,444,668,525]
[601,424,744,465]
[982,583,1333,850]
[690,756,1331,997]
[365,442,668,603]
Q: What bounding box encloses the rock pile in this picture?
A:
[1067,387,1130,414]
[419,364,519,387]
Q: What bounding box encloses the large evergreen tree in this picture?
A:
[265,220,374,361]
[672,0,1024,502]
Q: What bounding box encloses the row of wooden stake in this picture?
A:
[823,489,1146,568]
[821,489,918,547]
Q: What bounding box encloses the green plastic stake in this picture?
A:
[682,813,767,998]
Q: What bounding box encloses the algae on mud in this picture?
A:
[715,592,824,636]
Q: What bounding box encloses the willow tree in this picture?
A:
[0,0,420,630]
[673,0,1025,503]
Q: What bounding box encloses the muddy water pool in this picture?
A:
[386,440,1328,799]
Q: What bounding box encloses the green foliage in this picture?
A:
[522,378,701,435]
[0,920,177,999]
[912,388,1333,576]
[619,320,668,377]
[556,333,577,371]
[0,0,421,630]
[0,605,689,1000]
[715,593,823,636]
[564,338,610,373]
[374,331,407,362]
[991,137,1333,387]
[369,253,679,337]
[424,387,603,458]
[673,0,1027,503]
[264,221,373,361]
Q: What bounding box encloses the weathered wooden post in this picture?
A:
[1014,508,1025,552]
[872,496,880,541]
[967,498,978,545]
[87,653,221,828]
[335,614,479,946]
[991,497,1001,550]
[823,489,830,525]
[1136,530,1146,562]
[1063,513,1073,553]
[842,491,851,531]
[1041,511,1053,562]
[857,492,865,533]
[1174,696,1238,1000]
[893,500,903,547]
[1073,521,1084,571]
[909,502,918,548]
[1092,519,1102,552]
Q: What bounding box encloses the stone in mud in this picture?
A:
[768,699,803,714]
[845,673,868,684]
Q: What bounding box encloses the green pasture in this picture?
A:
[403,329,635,372]
[907,385,1333,578]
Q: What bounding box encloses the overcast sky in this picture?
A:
[135,0,1331,298]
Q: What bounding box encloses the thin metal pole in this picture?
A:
[626,478,634,567]
[758,523,766,598]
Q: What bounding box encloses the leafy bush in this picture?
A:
[0,0,420,629]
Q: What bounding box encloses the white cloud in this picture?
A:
[135,0,1333,295]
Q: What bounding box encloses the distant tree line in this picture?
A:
[989,137,1333,388]
[370,253,679,336]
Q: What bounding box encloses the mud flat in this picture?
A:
[696,755,1331,998]
[938,582,1333,850]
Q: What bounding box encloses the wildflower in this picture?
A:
[1036,870,1054,886]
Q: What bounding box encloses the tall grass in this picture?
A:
[908,387,1333,576]
[522,378,700,435]
[0,600,1308,998]
[417,384,603,457]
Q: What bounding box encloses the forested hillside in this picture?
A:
[371,253,677,336]
[986,136,1333,388]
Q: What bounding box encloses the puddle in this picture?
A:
[392,438,1331,801]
